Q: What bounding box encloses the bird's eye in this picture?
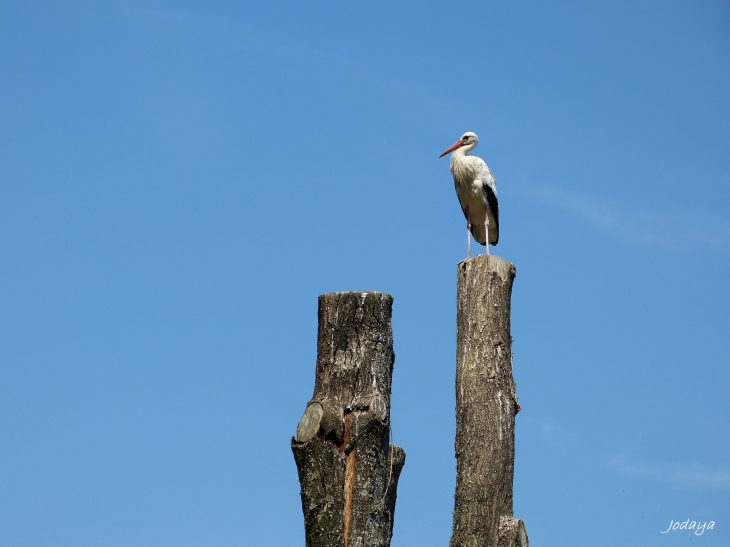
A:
[463,137,469,142]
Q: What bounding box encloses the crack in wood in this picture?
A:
[342,412,356,547]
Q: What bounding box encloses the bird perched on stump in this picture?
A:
[439,132,499,258]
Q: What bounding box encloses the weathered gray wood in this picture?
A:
[292,292,405,547]
[450,255,528,547]
[498,516,529,547]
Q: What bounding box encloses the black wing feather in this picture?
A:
[483,183,499,245]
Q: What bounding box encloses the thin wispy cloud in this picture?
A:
[611,457,730,490]
[131,7,218,26]
[522,185,730,250]
[125,5,464,118]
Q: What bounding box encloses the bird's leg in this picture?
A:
[467,223,471,259]
[484,206,490,256]
[466,205,471,259]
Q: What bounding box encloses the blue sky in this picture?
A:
[1,1,728,546]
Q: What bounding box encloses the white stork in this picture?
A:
[439,132,499,258]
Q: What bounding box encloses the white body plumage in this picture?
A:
[440,132,499,252]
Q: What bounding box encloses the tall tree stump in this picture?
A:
[451,256,529,547]
[292,292,406,547]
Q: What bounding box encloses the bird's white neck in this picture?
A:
[449,144,478,180]
[450,143,477,173]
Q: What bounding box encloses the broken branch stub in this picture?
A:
[292,292,405,547]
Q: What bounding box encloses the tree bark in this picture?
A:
[450,256,528,547]
[292,292,405,547]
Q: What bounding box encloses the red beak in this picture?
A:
[439,140,465,158]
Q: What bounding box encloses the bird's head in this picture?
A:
[439,132,479,158]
